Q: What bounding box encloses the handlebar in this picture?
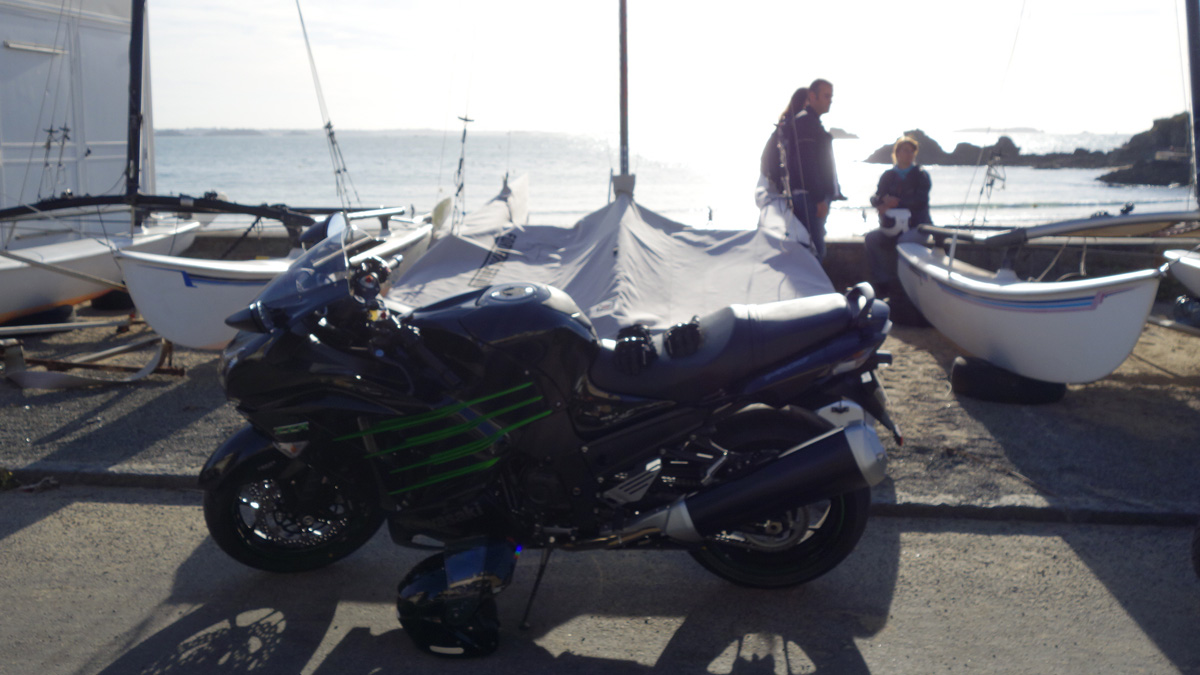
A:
[351,256,392,300]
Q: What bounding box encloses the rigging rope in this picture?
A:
[294,0,360,210]
[6,0,82,251]
[955,0,1028,227]
[452,114,473,230]
[1174,0,1197,206]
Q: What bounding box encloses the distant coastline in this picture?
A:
[955,127,1041,134]
[157,128,312,137]
[863,113,1192,186]
[158,128,267,137]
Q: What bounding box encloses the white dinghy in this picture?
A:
[113,252,290,350]
[897,0,1200,384]
[116,203,446,349]
[1164,249,1200,297]
[896,242,1163,383]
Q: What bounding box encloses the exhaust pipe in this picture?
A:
[595,423,887,546]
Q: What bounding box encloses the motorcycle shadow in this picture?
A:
[95,520,901,673]
[92,533,400,675]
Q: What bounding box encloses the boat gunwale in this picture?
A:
[114,248,292,279]
[897,242,1162,301]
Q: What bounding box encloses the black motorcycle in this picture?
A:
[201,221,901,657]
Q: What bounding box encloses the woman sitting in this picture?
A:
[865,136,931,324]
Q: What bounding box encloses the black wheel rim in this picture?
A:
[233,474,355,550]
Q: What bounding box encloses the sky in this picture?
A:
[146,0,1194,159]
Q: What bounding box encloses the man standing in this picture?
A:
[757,79,843,260]
[790,79,843,259]
[758,78,844,257]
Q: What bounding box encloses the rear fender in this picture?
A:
[737,330,886,404]
[198,425,277,490]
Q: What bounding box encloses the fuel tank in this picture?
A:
[408,282,599,391]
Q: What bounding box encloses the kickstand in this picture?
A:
[519,547,553,630]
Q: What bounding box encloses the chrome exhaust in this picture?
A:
[581,423,886,547]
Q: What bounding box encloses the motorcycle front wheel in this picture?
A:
[203,452,385,573]
[689,414,872,589]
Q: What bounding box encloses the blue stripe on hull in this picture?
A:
[178,270,269,289]
[931,278,1136,313]
[136,263,271,289]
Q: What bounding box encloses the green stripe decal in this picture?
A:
[388,408,553,471]
[334,382,535,441]
[365,395,545,458]
[388,457,501,495]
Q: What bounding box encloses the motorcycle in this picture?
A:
[201,218,902,657]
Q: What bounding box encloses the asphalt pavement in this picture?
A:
[2,485,1198,674]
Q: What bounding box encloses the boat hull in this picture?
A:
[0,223,199,325]
[1164,250,1200,297]
[116,222,434,350]
[114,251,291,350]
[897,243,1160,384]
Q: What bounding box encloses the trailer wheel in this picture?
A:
[950,356,1067,404]
[91,291,135,311]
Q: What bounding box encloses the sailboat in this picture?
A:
[385,4,836,336]
[0,0,204,323]
[3,0,439,349]
[893,4,1200,386]
[0,0,354,326]
[0,1,316,326]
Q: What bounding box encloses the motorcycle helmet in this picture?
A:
[396,539,517,657]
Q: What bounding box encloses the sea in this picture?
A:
[152,128,1196,238]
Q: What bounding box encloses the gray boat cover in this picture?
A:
[385,174,835,338]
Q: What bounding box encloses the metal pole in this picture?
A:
[619,0,629,177]
[125,0,146,201]
[1188,0,1200,207]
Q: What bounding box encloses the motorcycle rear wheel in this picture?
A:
[689,413,872,589]
[203,452,385,573]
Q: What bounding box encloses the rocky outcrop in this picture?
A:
[1097,113,1192,185]
[864,129,1023,166]
[1097,160,1191,186]
[863,113,1193,186]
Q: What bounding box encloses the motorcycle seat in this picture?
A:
[589,292,854,402]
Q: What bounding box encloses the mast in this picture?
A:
[125,0,146,203]
[1188,0,1200,208]
[612,0,635,196]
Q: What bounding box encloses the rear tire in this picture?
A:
[688,412,872,588]
[203,452,385,573]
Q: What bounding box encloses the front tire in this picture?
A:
[203,452,385,573]
[689,412,872,588]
